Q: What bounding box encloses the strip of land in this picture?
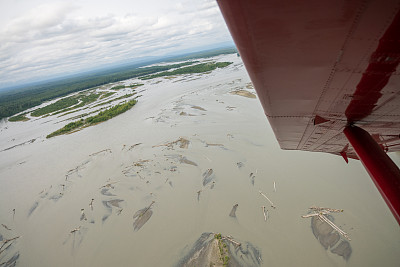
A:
[46,99,137,138]
[139,62,232,80]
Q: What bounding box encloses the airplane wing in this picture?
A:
[217,0,400,224]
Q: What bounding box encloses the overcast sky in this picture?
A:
[0,0,233,88]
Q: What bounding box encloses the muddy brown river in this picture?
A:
[0,54,399,266]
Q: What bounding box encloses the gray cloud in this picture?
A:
[0,0,233,87]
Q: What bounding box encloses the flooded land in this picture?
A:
[0,54,399,266]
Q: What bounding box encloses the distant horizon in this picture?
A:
[0,44,236,92]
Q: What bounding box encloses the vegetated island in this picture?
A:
[8,113,29,122]
[111,83,143,90]
[93,93,137,108]
[100,91,116,98]
[15,83,142,122]
[31,96,81,117]
[31,84,144,118]
[139,62,232,80]
[46,99,137,138]
[27,91,103,118]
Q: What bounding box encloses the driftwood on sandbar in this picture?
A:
[222,235,241,247]
[302,206,350,241]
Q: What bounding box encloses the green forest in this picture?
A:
[46,99,137,138]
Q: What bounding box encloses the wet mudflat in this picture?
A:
[0,54,399,266]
